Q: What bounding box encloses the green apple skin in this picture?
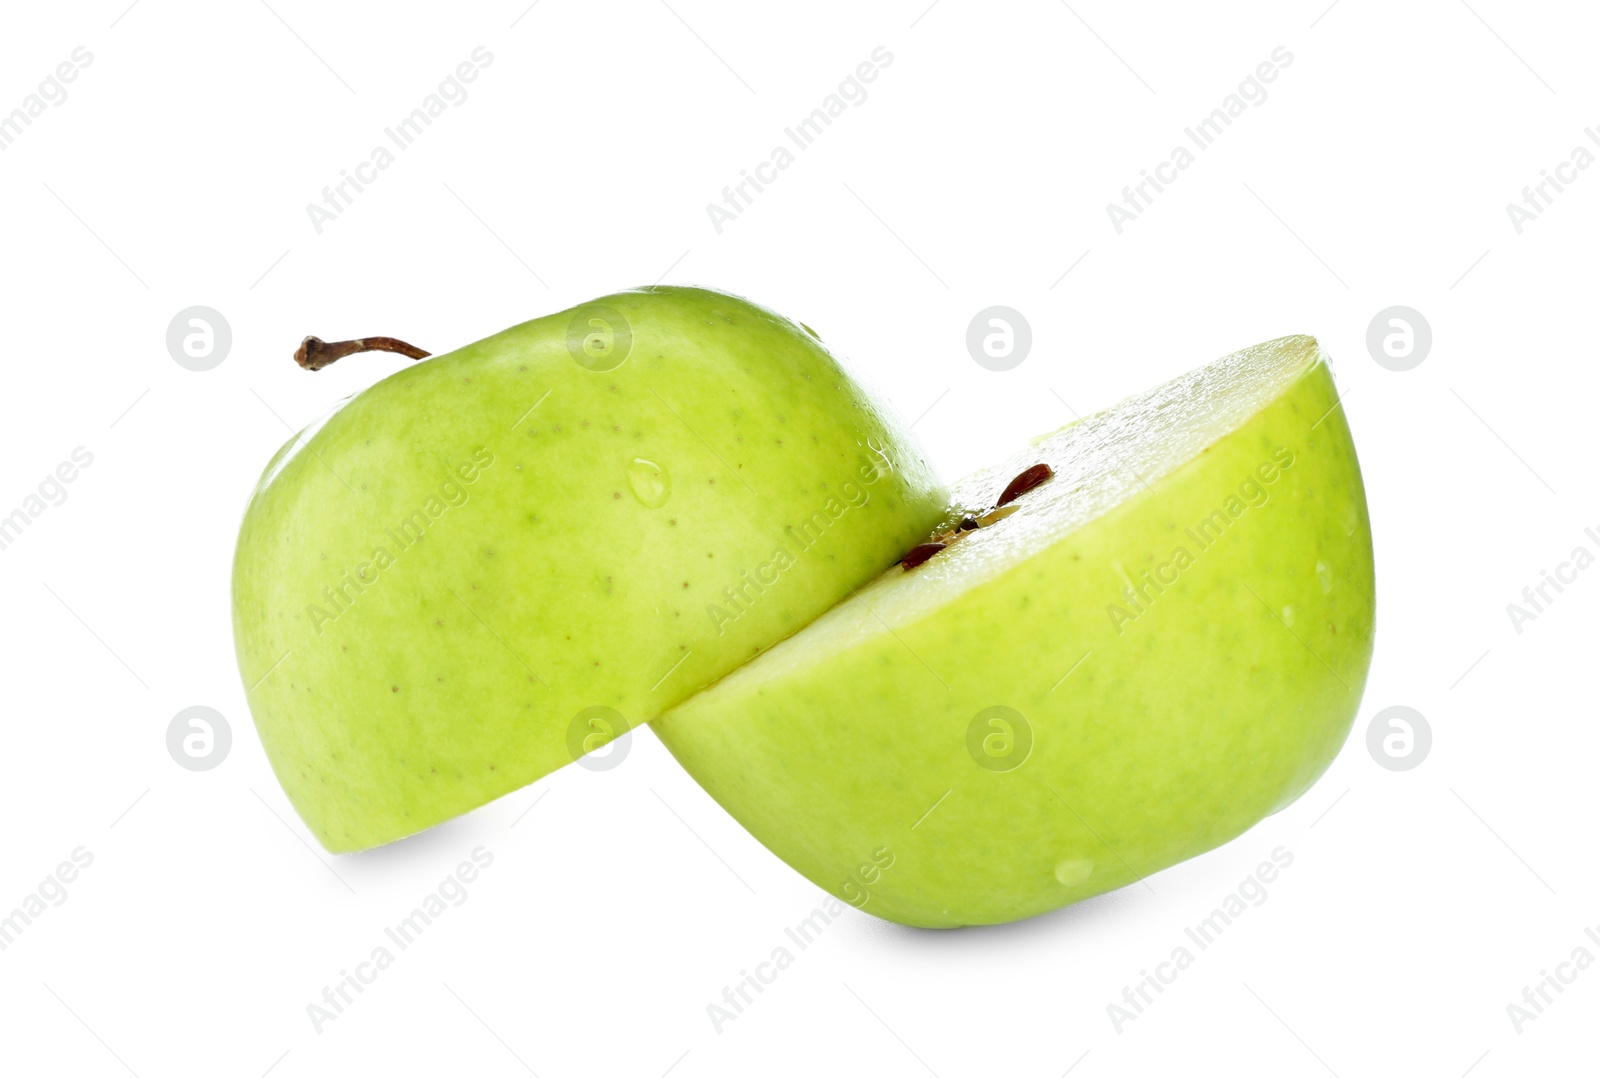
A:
[654,345,1375,927]
[232,287,946,852]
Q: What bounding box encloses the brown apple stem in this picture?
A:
[294,335,431,371]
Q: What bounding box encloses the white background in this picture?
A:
[1,0,1595,1074]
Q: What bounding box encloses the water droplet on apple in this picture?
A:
[1316,560,1333,594]
[1053,857,1094,888]
[1341,499,1361,537]
[627,458,671,508]
[1281,605,1296,626]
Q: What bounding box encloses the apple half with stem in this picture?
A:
[232,287,946,852]
[653,335,1376,927]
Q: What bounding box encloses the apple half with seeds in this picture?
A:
[653,335,1375,927]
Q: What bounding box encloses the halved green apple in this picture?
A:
[232,287,946,852]
[653,335,1376,927]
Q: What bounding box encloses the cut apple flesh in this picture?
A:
[653,335,1376,928]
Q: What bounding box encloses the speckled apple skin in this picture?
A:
[232,287,946,852]
[655,351,1375,927]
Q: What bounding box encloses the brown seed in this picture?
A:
[901,542,946,570]
[997,463,1053,507]
[958,516,979,531]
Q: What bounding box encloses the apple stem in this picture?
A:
[294,336,431,371]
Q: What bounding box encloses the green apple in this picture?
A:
[233,287,946,852]
[654,335,1375,927]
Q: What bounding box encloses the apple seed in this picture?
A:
[996,463,1053,507]
[901,543,946,570]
